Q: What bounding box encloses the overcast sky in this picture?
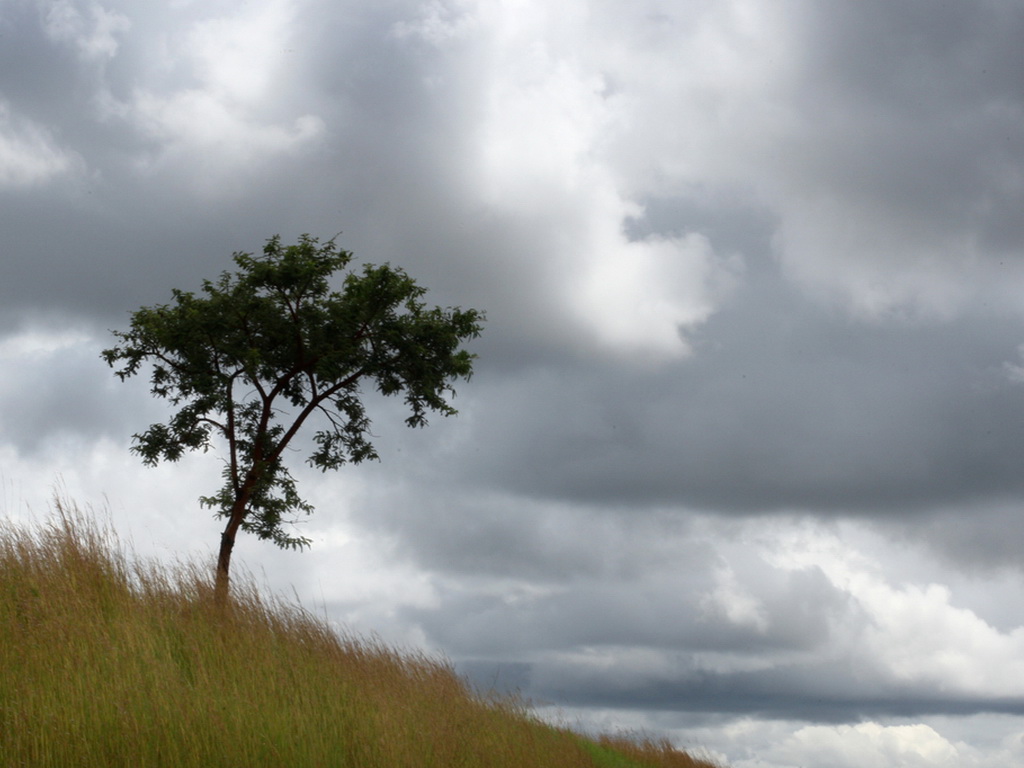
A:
[4,0,1024,765]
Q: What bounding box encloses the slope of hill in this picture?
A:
[0,500,721,768]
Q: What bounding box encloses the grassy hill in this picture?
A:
[0,501,723,767]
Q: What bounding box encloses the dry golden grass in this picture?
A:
[0,500,724,768]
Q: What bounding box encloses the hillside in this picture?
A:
[0,501,722,768]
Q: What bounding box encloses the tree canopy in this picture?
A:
[103,234,484,602]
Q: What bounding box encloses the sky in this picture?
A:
[3,0,1024,765]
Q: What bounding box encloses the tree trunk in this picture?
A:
[214,501,248,607]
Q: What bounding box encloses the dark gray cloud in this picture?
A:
[531,660,1024,723]
[882,503,1024,577]
[434,276,1024,516]
[406,555,845,657]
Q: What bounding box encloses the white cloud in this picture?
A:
[533,711,1022,768]
[0,102,82,187]
[43,0,130,61]
[178,0,298,108]
[763,522,1024,697]
[397,0,739,359]
[764,722,968,768]
[0,327,93,360]
[570,1,1024,323]
[657,715,1024,768]
[102,0,324,193]
[858,580,1024,695]
[771,193,985,323]
[129,88,323,165]
[390,0,480,46]
[700,562,769,633]
[587,230,738,358]
[1003,344,1024,384]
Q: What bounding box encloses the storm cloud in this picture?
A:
[3,1,1024,766]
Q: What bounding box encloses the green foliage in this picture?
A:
[576,739,649,768]
[103,234,484,589]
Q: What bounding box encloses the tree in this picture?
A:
[103,234,484,604]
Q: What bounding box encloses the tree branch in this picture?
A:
[264,366,369,468]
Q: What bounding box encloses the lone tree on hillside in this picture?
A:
[103,234,484,604]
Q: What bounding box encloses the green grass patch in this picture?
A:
[577,737,652,767]
[0,499,724,768]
